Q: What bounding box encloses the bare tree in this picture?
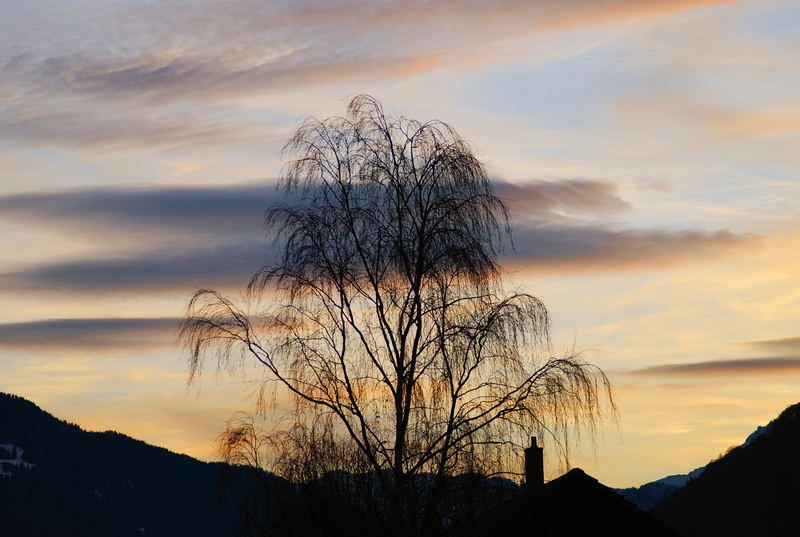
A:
[182,95,613,536]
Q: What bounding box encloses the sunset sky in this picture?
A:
[1,0,799,487]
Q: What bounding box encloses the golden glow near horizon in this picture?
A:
[1,0,799,487]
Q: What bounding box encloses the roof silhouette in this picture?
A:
[448,468,683,537]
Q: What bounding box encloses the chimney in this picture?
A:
[524,436,544,490]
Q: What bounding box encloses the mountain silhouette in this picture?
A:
[615,466,706,510]
[0,392,264,537]
[651,402,800,537]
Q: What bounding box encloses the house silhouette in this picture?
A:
[448,437,683,537]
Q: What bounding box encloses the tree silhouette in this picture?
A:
[181,95,613,536]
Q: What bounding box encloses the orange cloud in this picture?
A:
[0,0,745,151]
[712,107,800,138]
[532,0,740,32]
[6,0,744,103]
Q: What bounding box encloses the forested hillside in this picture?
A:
[652,403,800,537]
[0,393,261,536]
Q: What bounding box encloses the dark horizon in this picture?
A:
[1,0,799,490]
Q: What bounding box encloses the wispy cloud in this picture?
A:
[494,179,631,218]
[630,356,800,376]
[509,224,757,272]
[6,0,738,101]
[0,184,285,241]
[0,241,273,293]
[0,180,758,292]
[0,0,738,150]
[740,336,800,354]
[0,179,629,238]
[1,225,755,293]
[0,317,179,350]
[0,102,274,151]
